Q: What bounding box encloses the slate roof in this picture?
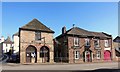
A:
[56,27,112,39]
[20,18,54,33]
[3,36,13,44]
[115,47,120,53]
[13,32,19,36]
[113,36,120,43]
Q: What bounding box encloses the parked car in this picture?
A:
[9,54,20,63]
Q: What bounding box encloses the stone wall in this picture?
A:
[20,29,54,64]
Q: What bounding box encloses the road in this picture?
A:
[1,62,120,70]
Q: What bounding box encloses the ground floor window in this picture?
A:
[74,51,80,59]
[96,51,101,59]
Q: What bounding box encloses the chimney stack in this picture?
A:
[62,26,66,34]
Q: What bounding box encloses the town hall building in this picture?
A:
[19,19,54,64]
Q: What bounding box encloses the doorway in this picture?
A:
[40,46,49,63]
[104,50,111,60]
[26,45,37,63]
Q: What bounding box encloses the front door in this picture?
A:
[104,50,111,60]
[84,51,92,62]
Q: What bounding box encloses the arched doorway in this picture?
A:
[83,50,92,62]
[104,50,111,60]
[26,45,37,63]
[40,46,49,63]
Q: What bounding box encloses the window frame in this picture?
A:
[96,51,101,59]
[74,51,80,59]
[104,40,109,47]
[35,31,41,40]
[74,37,79,47]
[94,39,100,48]
[85,38,90,46]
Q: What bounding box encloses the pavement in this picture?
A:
[1,62,120,70]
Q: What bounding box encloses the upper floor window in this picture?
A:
[35,31,41,40]
[74,51,80,59]
[74,37,79,46]
[85,38,90,46]
[94,39,100,48]
[104,40,109,47]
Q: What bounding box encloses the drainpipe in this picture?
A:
[111,38,113,61]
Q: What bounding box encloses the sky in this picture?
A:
[2,2,118,40]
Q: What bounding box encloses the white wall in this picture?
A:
[0,36,5,43]
[2,43,13,53]
[13,35,19,53]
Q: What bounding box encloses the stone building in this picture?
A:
[19,19,54,64]
[54,26,113,63]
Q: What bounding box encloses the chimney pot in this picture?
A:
[62,26,66,34]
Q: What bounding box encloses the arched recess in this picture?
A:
[26,45,37,63]
[83,50,92,62]
[104,50,111,60]
[40,46,50,63]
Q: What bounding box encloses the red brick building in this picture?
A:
[54,26,113,63]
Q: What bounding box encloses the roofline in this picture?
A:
[55,27,112,39]
[55,33,112,40]
[19,28,55,33]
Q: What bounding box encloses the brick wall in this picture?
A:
[67,36,113,63]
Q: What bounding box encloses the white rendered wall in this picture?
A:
[3,43,13,53]
[13,35,19,53]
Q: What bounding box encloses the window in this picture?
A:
[35,31,41,40]
[85,38,90,46]
[74,37,79,46]
[6,44,7,47]
[94,39,100,48]
[105,40,109,47]
[74,51,80,59]
[11,44,12,47]
[96,51,101,59]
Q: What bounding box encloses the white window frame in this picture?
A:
[94,39,100,48]
[96,51,101,59]
[105,40,109,47]
[85,38,90,46]
[74,51,80,59]
[74,37,79,46]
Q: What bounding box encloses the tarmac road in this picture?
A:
[1,62,120,70]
